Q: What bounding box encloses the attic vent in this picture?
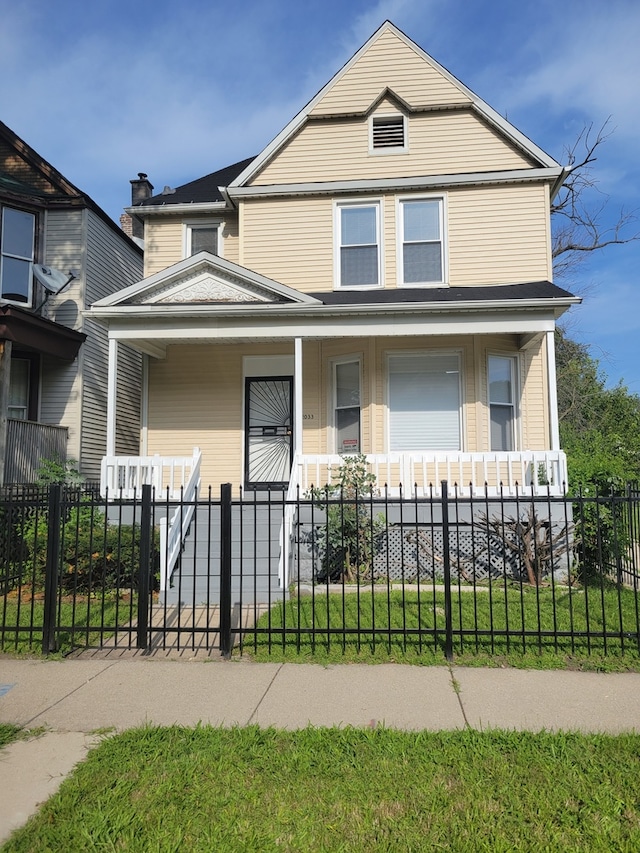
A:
[372,115,405,150]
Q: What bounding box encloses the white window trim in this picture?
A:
[487,353,521,452]
[0,206,36,308]
[396,195,448,288]
[182,218,224,259]
[329,354,363,454]
[385,349,465,453]
[369,113,408,155]
[334,199,383,290]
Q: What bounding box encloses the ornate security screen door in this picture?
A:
[245,377,293,488]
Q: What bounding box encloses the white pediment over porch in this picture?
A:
[93,251,321,308]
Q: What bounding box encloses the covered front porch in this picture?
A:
[90,253,578,500]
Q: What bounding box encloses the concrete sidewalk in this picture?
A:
[1,658,640,842]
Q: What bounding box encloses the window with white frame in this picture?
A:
[399,198,444,285]
[336,202,381,288]
[388,352,461,451]
[370,114,406,152]
[184,220,221,258]
[0,206,36,305]
[488,355,517,451]
[8,358,30,420]
[333,359,361,454]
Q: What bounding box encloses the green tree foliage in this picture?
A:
[556,329,640,490]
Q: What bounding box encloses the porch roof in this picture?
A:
[91,278,579,358]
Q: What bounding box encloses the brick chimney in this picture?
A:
[123,172,154,240]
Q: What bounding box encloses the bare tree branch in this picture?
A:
[552,120,640,279]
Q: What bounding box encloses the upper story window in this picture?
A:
[336,201,381,289]
[370,114,406,153]
[488,355,518,451]
[1,206,36,306]
[184,220,222,258]
[399,198,445,286]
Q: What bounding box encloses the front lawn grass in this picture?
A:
[245,582,640,670]
[3,726,640,852]
[0,594,137,656]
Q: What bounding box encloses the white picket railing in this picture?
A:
[158,450,202,594]
[294,451,568,497]
[100,449,201,500]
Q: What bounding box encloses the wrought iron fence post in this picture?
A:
[440,480,454,662]
[220,483,233,658]
[42,484,62,654]
[137,485,152,649]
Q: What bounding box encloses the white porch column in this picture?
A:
[106,337,118,456]
[546,329,560,451]
[294,337,303,456]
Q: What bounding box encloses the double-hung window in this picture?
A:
[1,206,36,305]
[184,220,221,258]
[399,198,444,285]
[488,355,517,451]
[333,359,361,454]
[337,202,381,288]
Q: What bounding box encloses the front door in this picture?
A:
[245,376,293,488]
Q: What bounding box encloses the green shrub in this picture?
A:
[20,501,159,595]
[307,455,386,583]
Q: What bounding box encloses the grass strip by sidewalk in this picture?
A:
[3,726,640,852]
[0,596,137,657]
[0,724,21,749]
[246,584,640,671]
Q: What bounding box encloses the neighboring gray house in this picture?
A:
[0,119,143,485]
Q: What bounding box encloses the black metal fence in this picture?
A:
[1,482,639,661]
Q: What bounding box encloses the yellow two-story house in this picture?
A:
[93,21,578,500]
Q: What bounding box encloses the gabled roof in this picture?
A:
[92,252,322,307]
[0,119,142,254]
[230,21,561,189]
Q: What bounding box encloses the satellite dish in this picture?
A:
[32,265,75,294]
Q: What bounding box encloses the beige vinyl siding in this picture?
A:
[251,110,533,186]
[240,181,551,291]
[145,217,183,276]
[448,183,552,285]
[147,342,297,487]
[310,28,470,116]
[144,213,239,276]
[240,197,334,290]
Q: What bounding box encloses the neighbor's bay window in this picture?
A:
[1,206,36,305]
[337,202,381,288]
[399,198,444,285]
[489,355,517,451]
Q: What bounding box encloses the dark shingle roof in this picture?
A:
[308,282,575,305]
[135,157,256,207]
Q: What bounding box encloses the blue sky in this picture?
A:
[1,0,639,391]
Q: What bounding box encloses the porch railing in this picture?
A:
[158,449,202,594]
[294,451,568,497]
[100,449,202,500]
